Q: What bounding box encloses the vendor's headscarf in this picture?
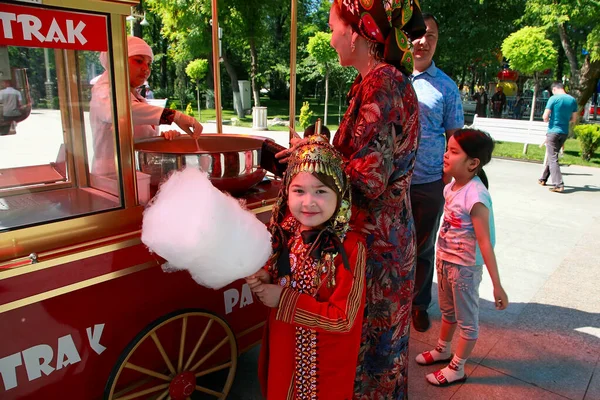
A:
[99,36,154,71]
[268,135,352,278]
[335,0,426,75]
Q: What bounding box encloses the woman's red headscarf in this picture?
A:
[335,0,425,75]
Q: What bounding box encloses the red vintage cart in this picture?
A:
[0,0,298,398]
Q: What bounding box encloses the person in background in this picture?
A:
[0,80,23,119]
[490,86,506,118]
[538,82,578,192]
[90,36,202,175]
[415,128,508,386]
[144,85,154,99]
[472,87,488,118]
[0,80,24,136]
[513,94,525,120]
[410,13,464,333]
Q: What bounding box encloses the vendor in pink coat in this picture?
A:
[90,36,203,175]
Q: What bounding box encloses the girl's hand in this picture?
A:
[245,269,271,290]
[252,283,284,308]
[494,286,509,310]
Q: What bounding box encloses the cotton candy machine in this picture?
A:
[135,135,268,195]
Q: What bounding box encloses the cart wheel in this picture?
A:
[104,309,238,400]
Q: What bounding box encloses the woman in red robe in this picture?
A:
[279,1,425,398]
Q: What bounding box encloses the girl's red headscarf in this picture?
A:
[335,0,425,75]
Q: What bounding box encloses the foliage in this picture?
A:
[299,101,314,129]
[185,103,195,116]
[169,101,178,110]
[573,124,600,161]
[307,32,337,67]
[501,27,557,76]
[185,59,209,83]
[520,0,600,107]
[587,26,600,63]
[421,0,527,87]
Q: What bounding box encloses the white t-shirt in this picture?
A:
[437,176,495,266]
[0,86,23,117]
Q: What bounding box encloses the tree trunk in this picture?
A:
[196,82,201,118]
[338,86,342,125]
[160,39,168,91]
[324,69,329,126]
[570,56,600,112]
[524,76,540,154]
[529,76,538,122]
[206,48,215,109]
[249,37,261,107]
[556,44,565,82]
[558,23,579,84]
[222,52,244,119]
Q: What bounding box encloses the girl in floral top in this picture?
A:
[247,137,367,399]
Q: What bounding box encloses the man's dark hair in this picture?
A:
[551,82,564,90]
[422,13,439,29]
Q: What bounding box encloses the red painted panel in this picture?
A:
[0,3,109,51]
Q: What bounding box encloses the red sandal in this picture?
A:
[415,350,452,366]
[426,369,467,387]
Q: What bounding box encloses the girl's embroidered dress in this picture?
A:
[258,215,367,400]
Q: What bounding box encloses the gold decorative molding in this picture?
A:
[0,237,141,280]
[0,261,156,314]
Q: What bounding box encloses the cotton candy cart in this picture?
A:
[0,0,296,398]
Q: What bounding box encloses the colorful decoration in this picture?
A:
[497,81,518,96]
[497,69,519,81]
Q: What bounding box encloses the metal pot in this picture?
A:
[135,134,267,195]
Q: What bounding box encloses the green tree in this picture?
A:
[522,0,600,109]
[423,0,526,91]
[307,32,337,125]
[502,27,557,121]
[186,59,209,115]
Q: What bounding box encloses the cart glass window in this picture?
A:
[0,4,121,232]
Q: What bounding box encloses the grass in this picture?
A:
[189,97,343,131]
[493,138,600,168]
[187,98,600,168]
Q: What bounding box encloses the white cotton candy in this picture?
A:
[141,167,272,289]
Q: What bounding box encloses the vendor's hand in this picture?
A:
[493,285,509,310]
[245,269,272,289]
[252,283,283,308]
[174,111,203,139]
[275,134,308,164]
[162,130,180,140]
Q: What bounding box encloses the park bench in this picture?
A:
[470,114,551,166]
[470,115,548,148]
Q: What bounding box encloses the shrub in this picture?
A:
[185,103,195,117]
[299,101,314,129]
[573,124,600,161]
[169,101,178,110]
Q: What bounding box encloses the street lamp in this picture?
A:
[126,8,149,36]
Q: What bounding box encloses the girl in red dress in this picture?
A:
[246,136,367,399]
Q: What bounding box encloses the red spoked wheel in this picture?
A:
[104,309,238,400]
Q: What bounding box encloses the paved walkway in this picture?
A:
[229,157,600,400]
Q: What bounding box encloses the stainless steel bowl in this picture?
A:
[134,135,267,194]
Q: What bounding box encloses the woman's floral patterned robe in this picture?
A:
[332,63,420,399]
